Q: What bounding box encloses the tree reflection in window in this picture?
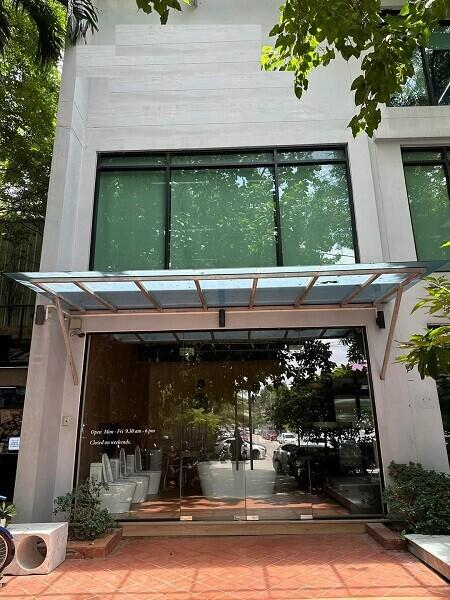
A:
[170,167,277,269]
[279,164,355,265]
[403,150,450,263]
[389,26,450,107]
[93,148,357,271]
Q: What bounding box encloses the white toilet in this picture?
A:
[133,446,162,497]
[117,448,150,503]
[90,459,136,514]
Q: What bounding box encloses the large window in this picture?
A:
[91,148,357,271]
[390,26,450,107]
[402,148,450,263]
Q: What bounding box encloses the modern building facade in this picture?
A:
[8,0,450,524]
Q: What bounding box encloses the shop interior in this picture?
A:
[78,328,383,521]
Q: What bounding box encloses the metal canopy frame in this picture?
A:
[8,263,432,314]
[7,261,444,386]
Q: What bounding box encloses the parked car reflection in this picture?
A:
[215,437,267,460]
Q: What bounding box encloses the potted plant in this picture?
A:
[54,480,121,558]
[0,496,16,527]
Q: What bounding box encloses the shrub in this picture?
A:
[0,496,16,526]
[54,479,116,541]
[384,461,450,535]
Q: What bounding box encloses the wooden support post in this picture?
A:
[380,287,403,381]
[194,280,208,310]
[55,297,79,386]
[249,278,258,309]
[295,275,318,307]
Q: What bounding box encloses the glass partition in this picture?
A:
[77,328,382,521]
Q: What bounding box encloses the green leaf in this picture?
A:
[258,0,447,137]
[399,3,410,16]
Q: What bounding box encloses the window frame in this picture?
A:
[90,145,359,271]
[402,146,450,263]
[387,19,450,107]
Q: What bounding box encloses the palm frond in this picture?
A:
[11,0,64,63]
[65,0,98,44]
[0,0,11,54]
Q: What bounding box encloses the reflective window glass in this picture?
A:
[92,148,357,270]
[404,163,450,261]
[402,150,443,162]
[171,153,272,165]
[437,376,450,462]
[279,164,355,265]
[389,49,429,107]
[427,26,450,105]
[99,155,167,167]
[389,26,450,107]
[93,171,166,270]
[278,149,346,161]
[170,167,277,268]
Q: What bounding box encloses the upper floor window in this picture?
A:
[390,26,450,107]
[91,148,357,271]
[402,148,450,263]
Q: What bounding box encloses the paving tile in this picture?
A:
[2,534,448,600]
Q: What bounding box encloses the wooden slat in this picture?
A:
[380,287,403,380]
[55,297,79,386]
[249,278,258,309]
[341,273,380,306]
[34,283,85,313]
[295,275,318,307]
[194,280,208,310]
[377,272,420,305]
[75,282,117,312]
[134,280,162,311]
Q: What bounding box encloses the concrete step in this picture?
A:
[120,519,387,537]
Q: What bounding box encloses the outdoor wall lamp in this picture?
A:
[376,310,386,329]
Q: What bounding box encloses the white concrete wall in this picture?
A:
[14,0,449,521]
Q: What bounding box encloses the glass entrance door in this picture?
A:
[179,382,247,521]
[245,387,313,521]
[78,328,383,522]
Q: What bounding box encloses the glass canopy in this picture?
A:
[6,262,444,314]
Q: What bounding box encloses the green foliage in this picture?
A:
[0,499,16,526]
[262,0,449,136]
[285,338,335,383]
[0,0,99,63]
[135,0,193,24]
[53,479,116,541]
[0,7,60,307]
[0,8,60,233]
[384,461,450,534]
[397,274,450,379]
[0,0,64,63]
[269,339,337,438]
[65,0,98,44]
[176,407,223,433]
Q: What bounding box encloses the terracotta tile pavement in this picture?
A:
[1,534,449,599]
